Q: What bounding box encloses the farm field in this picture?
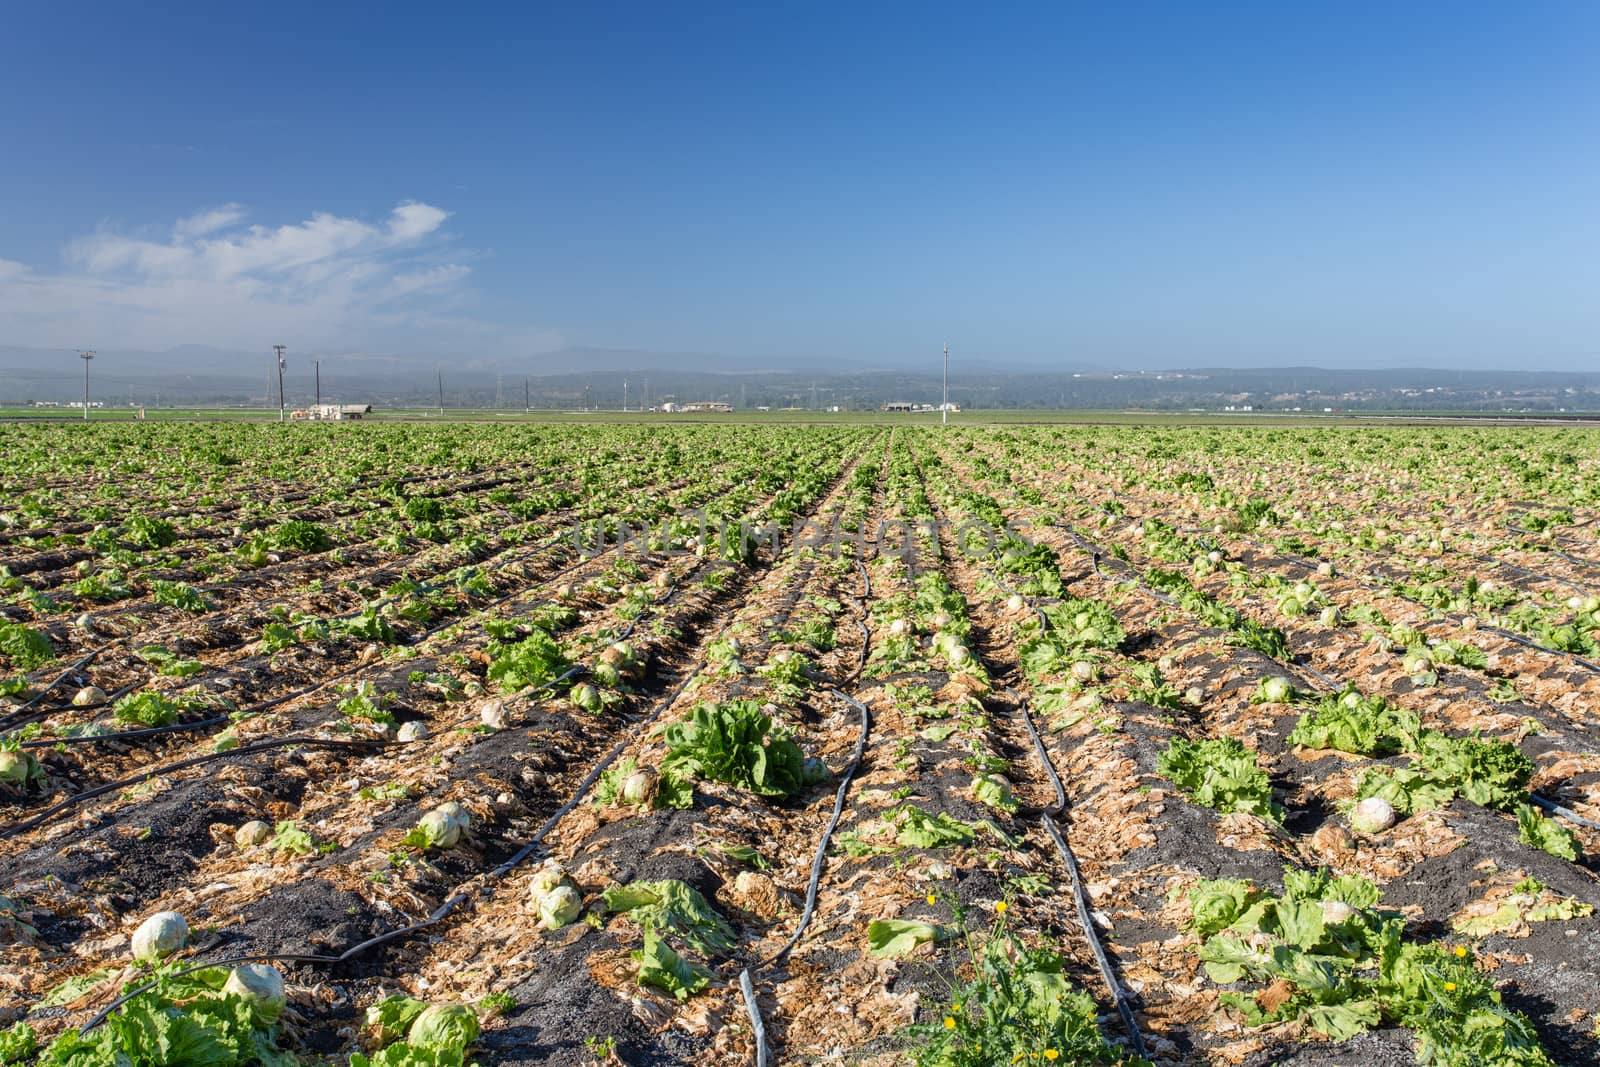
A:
[1,421,1598,1067]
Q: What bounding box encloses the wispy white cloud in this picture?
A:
[0,200,504,353]
[172,203,246,240]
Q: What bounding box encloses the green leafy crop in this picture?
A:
[893,805,980,848]
[1516,805,1581,861]
[632,925,711,1001]
[112,691,202,728]
[1158,736,1282,823]
[1288,689,1421,756]
[1183,867,1557,1065]
[28,963,300,1067]
[123,514,178,550]
[484,627,569,692]
[603,879,736,956]
[661,699,807,797]
[151,580,209,612]
[266,520,332,552]
[0,622,52,669]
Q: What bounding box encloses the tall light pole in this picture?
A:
[79,350,95,421]
[273,345,287,422]
[942,342,949,425]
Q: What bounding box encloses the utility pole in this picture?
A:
[623,379,629,412]
[273,345,287,422]
[314,359,321,407]
[811,380,817,411]
[942,342,949,426]
[436,368,444,416]
[643,379,649,411]
[740,382,746,409]
[79,350,95,421]
[524,377,530,412]
[495,372,504,408]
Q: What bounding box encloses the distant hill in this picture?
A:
[0,344,1594,412]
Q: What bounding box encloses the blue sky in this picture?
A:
[1,2,1597,370]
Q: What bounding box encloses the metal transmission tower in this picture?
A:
[942,342,949,426]
[79,350,95,421]
[273,345,287,422]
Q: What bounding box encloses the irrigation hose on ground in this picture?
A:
[977,563,1150,1057]
[758,689,871,966]
[1040,814,1149,1060]
[734,688,870,1065]
[1530,793,1600,832]
[738,968,770,1067]
[0,649,104,731]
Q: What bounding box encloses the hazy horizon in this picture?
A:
[3,4,1599,372]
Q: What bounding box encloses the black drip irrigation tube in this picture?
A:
[1039,814,1148,1060]
[20,713,231,749]
[1505,526,1600,577]
[1011,687,1147,1057]
[739,688,871,1067]
[1476,624,1600,676]
[0,650,105,732]
[757,689,871,966]
[738,968,770,1067]
[735,558,875,1061]
[488,646,709,878]
[1530,793,1600,833]
[979,561,1149,1059]
[3,680,141,741]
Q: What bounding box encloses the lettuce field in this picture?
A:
[2,420,1599,1067]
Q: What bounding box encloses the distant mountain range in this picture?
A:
[1,344,1595,412]
[0,343,1100,380]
